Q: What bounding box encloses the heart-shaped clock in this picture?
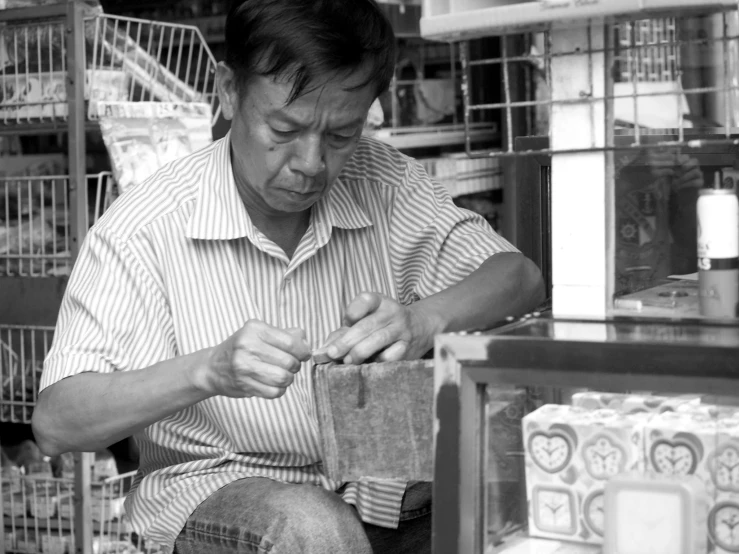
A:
[528,427,576,474]
[649,433,701,476]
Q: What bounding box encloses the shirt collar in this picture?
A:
[186,132,372,241]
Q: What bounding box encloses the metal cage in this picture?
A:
[1,172,117,277]
[0,324,53,425]
[0,11,219,127]
[2,470,160,554]
[453,7,739,158]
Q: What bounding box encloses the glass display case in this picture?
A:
[433,315,739,554]
[423,2,739,553]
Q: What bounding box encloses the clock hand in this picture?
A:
[592,450,608,462]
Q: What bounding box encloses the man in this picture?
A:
[32,1,545,552]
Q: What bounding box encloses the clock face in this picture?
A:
[583,490,605,536]
[710,443,739,492]
[612,488,684,554]
[650,439,698,476]
[709,501,739,552]
[532,486,576,535]
[583,433,626,479]
[528,430,574,474]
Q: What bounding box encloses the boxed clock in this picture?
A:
[643,410,739,554]
[604,472,708,554]
[571,391,700,414]
[523,404,650,544]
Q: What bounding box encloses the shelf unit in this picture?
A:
[0,2,218,553]
[421,1,739,553]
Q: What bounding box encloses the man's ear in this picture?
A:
[216,62,239,121]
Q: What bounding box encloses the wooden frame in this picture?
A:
[432,316,739,554]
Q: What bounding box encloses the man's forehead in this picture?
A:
[251,73,374,122]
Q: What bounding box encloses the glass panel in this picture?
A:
[482,381,738,553]
[488,317,739,347]
[609,12,739,322]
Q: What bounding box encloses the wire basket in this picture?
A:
[2,470,161,554]
[0,324,53,424]
[0,12,219,126]
[454,6,739,158]
[1,172,117,277]
[370,37,500,149]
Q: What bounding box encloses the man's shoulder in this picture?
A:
[340,136,414,188]
[97,140,219,241]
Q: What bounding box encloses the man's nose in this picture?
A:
[293,135,326,176]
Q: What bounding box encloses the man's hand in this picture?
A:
[647,148,704,191]
[315,292,444,365]
[202,321,311,399]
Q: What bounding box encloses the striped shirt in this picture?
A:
[40,133,516,552]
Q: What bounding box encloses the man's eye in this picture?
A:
[329,133,355,145]
[271,128,297,138]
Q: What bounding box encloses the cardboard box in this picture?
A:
[523,404,651,544]
[571,391,701,414]
[644,410,739,554]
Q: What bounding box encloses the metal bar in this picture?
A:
[0,3,66,22]
[465,82,729,112]
[630,21,642,145]
[450,42,458,125]
[545,31,553,151]
[468,29,739,67]
[502,38,514,153]
[461,41,473,157]
[459,134,739,158]
[67,0,86,263]
[723,10,732,135]
[587,24,596,149]
[67,5,92,551]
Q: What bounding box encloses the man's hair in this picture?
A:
[225,0,396,104]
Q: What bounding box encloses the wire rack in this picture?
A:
[456,6,739,158]
[0,12,219,127]
[1,172,117,277]
[0,324,53,425]
[372,37,500,149]
[2,470,160,554]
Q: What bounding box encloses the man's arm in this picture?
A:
[33,321,311,457]
[318,252,545,365]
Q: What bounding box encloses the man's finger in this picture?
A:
[313,326,350,363]
[263,326,311,361]
[326,313,387,362]
[376,341,408,363]
[343,292,382,326]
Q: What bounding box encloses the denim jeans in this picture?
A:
[173,478,431,554]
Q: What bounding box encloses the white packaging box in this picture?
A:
[644,410,739,554]
[523,404,651,545]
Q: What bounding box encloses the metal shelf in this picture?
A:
[420,0,736,41]
[372,123,498,149]
[3,515,130,535]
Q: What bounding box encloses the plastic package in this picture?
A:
[99,102,212,193]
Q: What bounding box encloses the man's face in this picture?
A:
[217,63,376,217]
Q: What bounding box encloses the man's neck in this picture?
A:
[246,207,311,259]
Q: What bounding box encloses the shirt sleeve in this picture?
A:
[40,228,176,391]
[391,159,519,305]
